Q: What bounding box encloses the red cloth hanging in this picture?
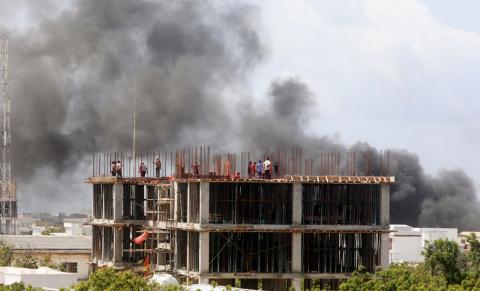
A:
[133,231,149,245]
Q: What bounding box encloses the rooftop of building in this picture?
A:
[0,235,91,251]
[86,175,395,185]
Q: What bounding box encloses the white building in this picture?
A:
[0,266,77,289]
[389,224,458,264]
[0,235,91,279]
[63,218,92,236]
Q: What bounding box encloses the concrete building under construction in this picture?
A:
[87,148,393,290]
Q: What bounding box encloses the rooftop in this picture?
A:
[86,175,395,185]
[0,235,91,251]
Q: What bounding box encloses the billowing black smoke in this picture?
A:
[2,0,479,228]
[242,78,480,230]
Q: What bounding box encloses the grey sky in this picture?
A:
[250,0,480,190]
[0,0,479,213]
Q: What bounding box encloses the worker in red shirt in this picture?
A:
[153,156,161,177]
[233,172,241,180]
[139,162,147,177]
[192,161,200,175]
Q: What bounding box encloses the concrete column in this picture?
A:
[380,185,390,226]
[199,182,210,224]
[173,182,179,222]
[113,227,123,266]
[292,183,302,225]
[101,227,105,261]
[291,279,301,291]
[91,186,95,219]
[174,230,179,271]
[113,183,123,220]
[199,231,209,279]
[380,232,390,268]
[186,232,190,271]
[292,233,302,272]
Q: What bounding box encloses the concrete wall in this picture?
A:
[16,252,90,280]
[390,235,423,263]
[389,226,458,264]
[0,267,77,289]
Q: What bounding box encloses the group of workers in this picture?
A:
[111,156,278,180]
[138,156,162,177]
[111,161,123,178]
[137,156,162,177]
[248,157,279,179]
[111,156,162,178]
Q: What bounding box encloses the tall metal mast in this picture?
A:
[0,35,16,234]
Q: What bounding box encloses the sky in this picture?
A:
[0,0,479,214]
[249,0,480,190]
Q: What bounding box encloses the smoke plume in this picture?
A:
[1,0,479,229]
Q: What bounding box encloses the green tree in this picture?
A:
[73,267,184,291]
[422,239,466,284]
[13,252,38,269]
[340,263,448,291]
[466,233,480,269]
[0,282,38,291]
[0,239,14,266]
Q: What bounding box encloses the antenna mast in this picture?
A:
[0,35,16,234]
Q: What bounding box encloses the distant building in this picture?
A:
[457,231,480,251]
[0,235,91,279]
[63,218,92,236]
[16,213,40,234]
[31,226,46,236]
[389,224,458,264]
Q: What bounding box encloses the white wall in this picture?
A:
[0,267,77,289]
[390,235,423,263]
[20,252,90,280]
[389,225,458,264]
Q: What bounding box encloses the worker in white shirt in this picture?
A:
[116,160,122,178]
[263,157,271,179]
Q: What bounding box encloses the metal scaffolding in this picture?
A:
[0,35,16,234]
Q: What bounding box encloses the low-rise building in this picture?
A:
[0,235,91,279]
[389,225,458,264]
[0,266,77,289]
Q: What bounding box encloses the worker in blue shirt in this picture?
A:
[256,160,263,178]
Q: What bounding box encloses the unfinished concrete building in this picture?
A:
[87,149,393,290]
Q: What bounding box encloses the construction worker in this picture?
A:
[273,161,279,177]
[139,162,147,177]
[225,159,231,177]
[263,157,271,179]
[111,161,117,176]
[251,161,257,178]
[116,160,122,179]
[154,156,161,178]
[247,161,252,178]
[193,161,200,175]
[256,160,262,178]
[233,172,241,180]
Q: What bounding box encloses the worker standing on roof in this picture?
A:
[139,162,147,177]
[247,161,252,178]
[251,161,257,178]
[233,172,241,180]
[256,160,262,178]
[111,161,117,176]
[263,157,271,179]
[225,159,231,177]
[193,161,200,175]
[273,161,279,178]
[154,156,161,178]
[116,160,122,179]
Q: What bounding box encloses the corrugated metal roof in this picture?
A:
[0,235,91,250]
